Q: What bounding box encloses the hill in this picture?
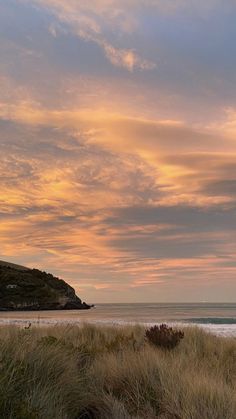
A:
[0,261,91,311]
[0,260,29,271]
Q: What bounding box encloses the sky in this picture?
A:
[0,0,236,303]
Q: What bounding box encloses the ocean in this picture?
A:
[0,303,236,337]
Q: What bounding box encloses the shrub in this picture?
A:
[145,324,184,350]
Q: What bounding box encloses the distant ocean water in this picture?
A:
[0,303,236,337]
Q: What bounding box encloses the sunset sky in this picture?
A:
[1,0,236,302]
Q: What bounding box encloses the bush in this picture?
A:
[145,324,184,350]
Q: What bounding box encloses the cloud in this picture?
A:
[23,0,156,71]
[1,0,236,301]
[2,101,236,206]
[1,103,236,300]
[102,43,156,71]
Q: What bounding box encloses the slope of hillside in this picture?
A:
[0,260,29,271]
[0,262,91,311]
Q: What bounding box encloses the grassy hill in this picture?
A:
[0,324,235,418]
[0,261,90,310]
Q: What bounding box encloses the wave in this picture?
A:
[185,317,236,325]
[0,317,236,337]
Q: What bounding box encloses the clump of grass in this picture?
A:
[0,324,235,418]
[145,324,184,350]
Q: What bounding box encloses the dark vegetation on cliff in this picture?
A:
[0,262,90,310]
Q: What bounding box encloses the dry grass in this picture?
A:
[0,324,235,418]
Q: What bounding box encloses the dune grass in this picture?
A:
[0,324,235,419]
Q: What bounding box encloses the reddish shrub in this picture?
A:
[145,324,184,350]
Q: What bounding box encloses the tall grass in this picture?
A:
[0,324,235,418]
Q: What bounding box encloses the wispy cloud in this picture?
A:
[25,0,156,71]
[1,0,236,301]
[2,100,235,205]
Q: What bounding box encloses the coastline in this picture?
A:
[0,302,236,336]
[0,316,236,337]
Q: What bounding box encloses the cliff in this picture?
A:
[0,261,91,311]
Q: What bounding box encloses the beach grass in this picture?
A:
[0,324,235,419]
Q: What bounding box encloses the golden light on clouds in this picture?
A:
[0,0,236,302]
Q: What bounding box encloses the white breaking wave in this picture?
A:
[0,317,236,337]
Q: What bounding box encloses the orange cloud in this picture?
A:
[2,102,236,207]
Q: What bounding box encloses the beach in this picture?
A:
[1,303,236,337]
